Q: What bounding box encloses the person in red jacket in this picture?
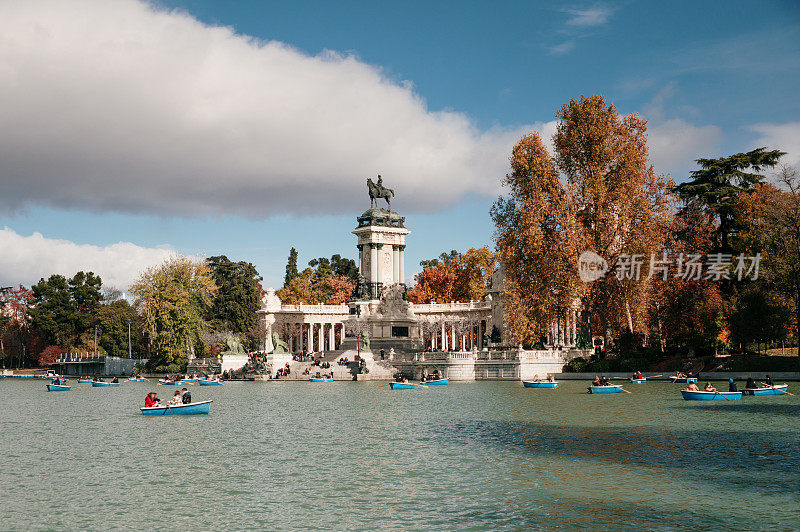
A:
[144,392,160,407]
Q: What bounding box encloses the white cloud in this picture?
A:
[564,6,613,27]
[647,118,721,178]
[549,41,576,55]
[748,122,800,167]
[0,227,175,289]
[0,0,531,218]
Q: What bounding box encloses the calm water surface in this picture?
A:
[1,379,798,530]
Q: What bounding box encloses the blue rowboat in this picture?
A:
[421,378,449,385]
[140,400,212,416]
[523,381,559,388]
[158,380,184,386]
[128,377,145,382]
[91,381,120,387]
[389,382,415,390]
[51,378,69,383]
[742,384,789,396]
[309,378,333,382]
[670,377,698,383]
[588,385,624,394]
[46,384,70,391]
[681,390,742,401]
[198,380,223,386]
[630,378,646,384]
[77,379,91,383]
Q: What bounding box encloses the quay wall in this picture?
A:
[557,372,800,381]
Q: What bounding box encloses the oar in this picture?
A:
[416,383,429,388]
[378,384,390,387]
[619,387,632,394]
[713,391,731,401]
[761,383,794,396]
[649,374,663,379]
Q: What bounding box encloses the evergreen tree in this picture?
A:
[284,248,299,286]
[206,255,263,334]
[675,147,785,251]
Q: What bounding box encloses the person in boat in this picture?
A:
[144,392,160,407]
[703,382,717,392]
[592,376,601,386]
[728,378,738,392]
[676,371,685,378]
[745,377,757,389]
[168,390,183,405]
[112,377,119,383]
[634,371,643,380]
[600,376,611,386]
[764,375,774,386]
[181,387,192,404]
[684,382,700,391]
[547,374,554,382]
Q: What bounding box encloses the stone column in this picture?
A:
[288,330,294,354]
[357,244,364,276]
[376,244,383,290]
[451,326,456,351]
[308,323,314,354]
[392,245,400,285]
[264,316,274,353]
[328,324,335,351]
[318,323,324,352]
[469,326,474,350]
[441,323,447,351]
[370,244,378,289]
[399,245,405,285]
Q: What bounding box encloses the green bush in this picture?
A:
[563,356,588,372]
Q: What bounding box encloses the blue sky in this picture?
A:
[0,0,798,290]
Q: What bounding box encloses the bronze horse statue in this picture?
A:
[367,176,394,210]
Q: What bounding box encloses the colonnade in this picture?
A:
[546,309,580,347]
[425,320,487,352]
[278,323,345,354]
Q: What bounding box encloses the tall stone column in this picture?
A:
[357,244,364,276]
[288,330,294,354]
[441,323,447,351]
[392,245,400,284]
[398,245,405,285]
[450,326,456,351]
[370,244,378,295]
[469,327,474,350]
[264,316,274,353]
[318,324,324,352]
[308,323,314,354]
[328,324,334,351]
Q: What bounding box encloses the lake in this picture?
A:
[1,379,798,530]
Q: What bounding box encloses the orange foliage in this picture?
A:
[406,247,497,304]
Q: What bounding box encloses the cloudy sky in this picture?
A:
[1,0,798,290]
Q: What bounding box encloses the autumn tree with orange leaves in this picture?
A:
[406,247,498,304]
[494,95,673,345]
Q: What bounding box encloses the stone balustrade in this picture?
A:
[277,303,350,314]
[411,301,491,312]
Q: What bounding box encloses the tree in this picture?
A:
[419,250,459,270]
[206,255,263,334]
[308,254,359,282]
[97,299,142,357]
[733,165,800,363]
[130,257,217,372]
[675,147,785,251]
[553,95,673,338]
[0,285,35,368]
[491,132,582,343]
[406,247,498,304]
[28,272,103,349]
[284,248,299,286]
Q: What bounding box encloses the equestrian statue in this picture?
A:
[367,175,394,210]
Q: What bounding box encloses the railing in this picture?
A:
[272,304,350,314]
[411,301,490,312]
[55,354,105,363]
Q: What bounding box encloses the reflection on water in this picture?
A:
[0,379,798,530]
